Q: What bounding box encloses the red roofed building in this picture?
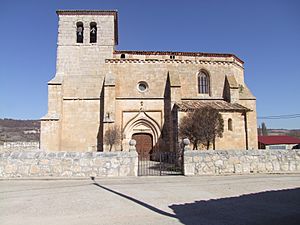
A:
[258,136,300,150]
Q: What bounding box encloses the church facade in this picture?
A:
[41,10,257,153]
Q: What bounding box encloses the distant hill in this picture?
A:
[0,119,40,144]
[258,128,300,139]
[1,118,299,144]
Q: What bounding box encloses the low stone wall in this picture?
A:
[184,149,300,175]
[0,151,138,178]
[0,142,40,151]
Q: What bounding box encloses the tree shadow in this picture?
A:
[91,180,176,218]
[169,188,300,225]
[91,177,300,225]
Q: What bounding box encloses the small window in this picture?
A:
[76,22,84,43]
[228,118,233,131]
[170,55,175,59]
[121,54,125,59]
[90,22,97,43]
[137,81,148,92]
[198,70,210,94]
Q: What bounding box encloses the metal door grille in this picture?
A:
[138,151,183,176]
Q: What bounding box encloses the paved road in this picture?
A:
[1,174,300,225]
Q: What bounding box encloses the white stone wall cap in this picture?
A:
[40,113,60,121]
[48,75,63,85]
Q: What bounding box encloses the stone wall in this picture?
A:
[184,149,300,175]
[0,142,39,152]
[0,151,138,178]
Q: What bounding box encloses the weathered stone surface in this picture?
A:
[184,149,300,175]
[0,151,138,178]
[40,10,258,153]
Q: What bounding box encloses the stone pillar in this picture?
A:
[129,139,137,152]
[183,138,195,176]
[183,138,191,151]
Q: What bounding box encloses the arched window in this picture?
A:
[90,22,97,43]
[76,22,84,43]
[120,54,125,59]
[198,70,210,94]
[228,118,233,131]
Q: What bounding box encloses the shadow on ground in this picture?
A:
[91,177,300,225]
[169,188,300,225]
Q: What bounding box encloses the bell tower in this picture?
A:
[56,10,118,76]
[41,10,118,151]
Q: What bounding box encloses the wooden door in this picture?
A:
[132,133,153,156]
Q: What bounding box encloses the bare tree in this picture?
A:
[179,107,224,150]
[104,126,121,151]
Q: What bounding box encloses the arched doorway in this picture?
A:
[132,133,153,157]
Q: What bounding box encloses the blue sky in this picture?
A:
[0,0,299,129]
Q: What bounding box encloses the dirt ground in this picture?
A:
[1,174,300,225]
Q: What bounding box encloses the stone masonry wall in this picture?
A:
[0,151,138,178]
[0,142,40,152]
[184,149,300,175]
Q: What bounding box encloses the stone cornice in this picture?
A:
[114,50,244,64]
[105,58,243,68]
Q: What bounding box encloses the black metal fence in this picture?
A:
[138,151,183,176]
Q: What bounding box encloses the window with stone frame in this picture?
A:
[198,70,210,94]
[228,118,233,131]
[76,22,84,43]
[90,22,97,43]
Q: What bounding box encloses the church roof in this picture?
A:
[56,10,118,15]
[114,50,243,64]
[176,100,250,112]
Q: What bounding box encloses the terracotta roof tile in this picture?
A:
[176,100,250,112]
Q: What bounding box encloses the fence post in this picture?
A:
[182,138,191,175]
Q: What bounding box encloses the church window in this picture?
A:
[121,54,125,59]
[90,22,97,43]
[76,22,84,43]
[228,118,233,131]
[137,81,148,92]
[198,70,210,94]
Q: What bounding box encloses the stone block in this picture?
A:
[17,165,30,175]
[5,164,18,174]
[234,164,242,173]
[272,161,280,171]
[280,163,289,171]
[61,171,73,177]
[184,163,195,175]
[30,165,40,175]
[119,166,130,176]
[79,158,90,167]
[215,160,224,167]
[242,163,250,173]
[289,161,296,171]
[266,162,273,172]
[93,158,104,166]
[52,165,62,174]
[257,163,266,172]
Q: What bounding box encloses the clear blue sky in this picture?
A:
[0,0,299,129]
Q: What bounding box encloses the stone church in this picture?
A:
[41,10,258,153]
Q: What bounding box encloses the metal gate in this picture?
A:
[138,151,183,176]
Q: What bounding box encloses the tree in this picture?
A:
[104,126,121,151]
[179,107,224,150]
[261,122,268,136]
